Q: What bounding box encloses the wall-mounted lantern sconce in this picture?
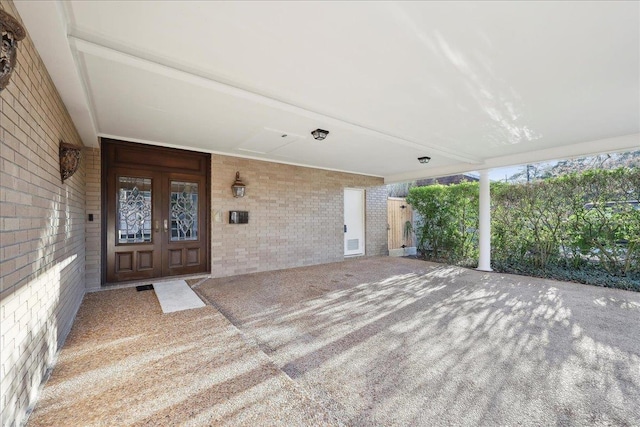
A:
[0,10,26,92]
[59,142,81,182]
[231,171,246,198]
[418,156,431,164]
[311,128,329,141]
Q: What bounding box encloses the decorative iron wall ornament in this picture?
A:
[0,9,26,92]
[59,142,81,182]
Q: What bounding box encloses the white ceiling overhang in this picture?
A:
[14,1,640,182]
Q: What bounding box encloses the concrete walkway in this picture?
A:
[28,257,640,426]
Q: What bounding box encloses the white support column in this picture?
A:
[477,169,493,272]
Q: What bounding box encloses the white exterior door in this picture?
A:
[344,188,365,256]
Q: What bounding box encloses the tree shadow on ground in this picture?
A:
[200,257,640,426]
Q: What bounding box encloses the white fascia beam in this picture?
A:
[68,34,482,165]
[385,133,640,184]
[483,133,640,170]
[14,1,99,148]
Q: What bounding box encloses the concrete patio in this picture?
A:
[27,257,640,426]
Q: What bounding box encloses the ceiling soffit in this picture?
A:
[14,2,640,181]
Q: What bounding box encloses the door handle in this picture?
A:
[154,220,160,233]
[344,224,347,233]
[163,219,168,232]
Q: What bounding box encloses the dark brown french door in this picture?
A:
[103,140,210,283]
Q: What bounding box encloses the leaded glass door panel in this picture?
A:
[118,177,153,244]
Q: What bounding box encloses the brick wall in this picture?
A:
[366,185,389,257]
[84,148,101,290]
[211,155,387,278]
[0,1,86,426]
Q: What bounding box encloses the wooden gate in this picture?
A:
[387,197,414,251]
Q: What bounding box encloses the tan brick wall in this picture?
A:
[211,155,387,278]
[0,2,86,426]
[84,148,101,290]
[366,185,389,257]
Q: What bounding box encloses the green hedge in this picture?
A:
[406,181,479,264]
[406,168,640,291]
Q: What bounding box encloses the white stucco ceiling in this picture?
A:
[15,1,640,182]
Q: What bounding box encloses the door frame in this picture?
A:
[344,187,365,257]
[101,138,211,285]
